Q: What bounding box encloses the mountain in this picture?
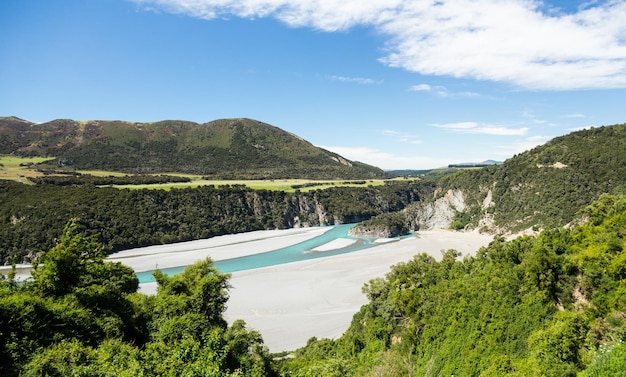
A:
[0,117,384,179]
[406,123,626,233]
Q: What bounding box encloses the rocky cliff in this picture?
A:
[404,188,467,230]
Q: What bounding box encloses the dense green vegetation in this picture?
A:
[0,117,384,179]
[0,180,434,264]
[429,124,626,233]
[281,194,626,376]
[0,220,276,376]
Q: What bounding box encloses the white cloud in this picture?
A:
[318,145,452,170]
[133,0,626,90]
[410,84,431,92]
[381,129,422,145]
[329,75,383,85]
[431,122,529,136]
[381,130,399,135]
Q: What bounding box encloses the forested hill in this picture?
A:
[407,123,626,233]
[0,116,384,179]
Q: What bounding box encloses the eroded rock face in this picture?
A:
[406,189,466,230]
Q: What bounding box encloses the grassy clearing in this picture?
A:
[74,170,130,177]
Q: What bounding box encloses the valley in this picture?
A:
[1,119,625,376]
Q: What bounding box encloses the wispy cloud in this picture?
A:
[318,145,451,170]
[431,122,529,136]
[494,135,553,156]
[567,124,597,131]
[329,75,383,85]
[561,113,587,118]
[382,129,422,145]
[410,84,480,98]
[132,0,626,90]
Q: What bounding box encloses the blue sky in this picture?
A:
[1,0,625,170]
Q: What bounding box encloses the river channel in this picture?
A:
[135,224,409,283]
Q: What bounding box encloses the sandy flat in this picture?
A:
[223,230,493,352]
[136,228,494,353]
[310,238,357,252]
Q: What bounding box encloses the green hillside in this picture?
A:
[0,117,384,179]
[411,123,626,233]
[0,180,434,264]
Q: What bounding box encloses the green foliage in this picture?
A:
[581,341,626,377]
[32,173,192,186]
[450,209,472,230]
[350,212,410,237]
[282,194,626,376]
[151,258,231,330]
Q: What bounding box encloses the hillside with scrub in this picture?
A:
[0,180,434,264]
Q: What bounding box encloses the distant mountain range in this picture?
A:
[0,117,384,179]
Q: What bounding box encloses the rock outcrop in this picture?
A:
[348,225,396,238]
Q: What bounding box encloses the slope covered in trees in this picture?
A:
[0,117,384,179]
[281,194,626,376]
[407,123,626,233]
